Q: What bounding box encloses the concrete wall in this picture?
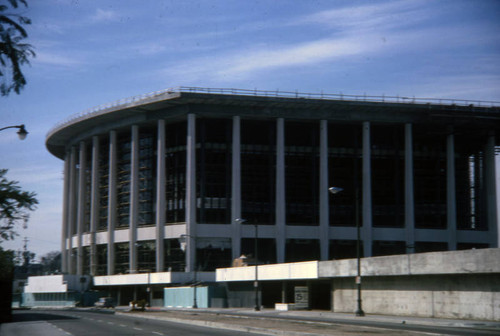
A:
[319,248,500,278]
[323,249,500,321]
[218,249,500,320]
[24,275,91,293]
[331,273,500,320]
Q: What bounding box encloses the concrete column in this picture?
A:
[447,132,457,250]
[68,146,77,274]
[362,121,373,257]
[405,124,415,253]
[76,141,86,275]
[485,134,499,247]
[319,120,329,260]
[281,281,287,303]
[61,152,71,273]
[276,118,286,263]
[231,116,242,260]
[129,125,139,274]
[156,120,166,272]
[186,114,197,272]
[90,136,100,275]
[107,131,117,275]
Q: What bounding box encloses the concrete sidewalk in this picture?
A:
[114,307,500,336]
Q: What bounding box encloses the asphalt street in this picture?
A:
[2,309,500,336]
[0,310,255,336]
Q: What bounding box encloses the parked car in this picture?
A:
[95,297,115,308]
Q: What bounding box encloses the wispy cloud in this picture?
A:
[90,8,120,23]
[216,37,368,78]
[34,50,85,67]
[297,0,432,32]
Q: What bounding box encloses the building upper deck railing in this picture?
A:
[47,86,500,139]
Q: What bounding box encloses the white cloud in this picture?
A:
[91,8,120,23]
[160,35,377,84]
[298,0,432,32]
[217,38,367,77]
[34,50,85,67]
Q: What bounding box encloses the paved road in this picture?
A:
[0,310,255,336]
[2,309,499,336]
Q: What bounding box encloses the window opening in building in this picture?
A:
[285,121,319,226]
[241,120,276,225]
[166,122,187,223]
[328,123,361,227]
[285,239,320,262]
[196,119,232,224]
[163,238,185,271]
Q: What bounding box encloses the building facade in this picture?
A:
[46,87,500,277]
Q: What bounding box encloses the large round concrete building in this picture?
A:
[46,87,499,283]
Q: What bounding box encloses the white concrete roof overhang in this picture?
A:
[46,89,500,160]
[216,248,500,282]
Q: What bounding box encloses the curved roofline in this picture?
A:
[46,86,500,159]
[47,86,500,139]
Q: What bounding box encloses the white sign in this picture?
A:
[294,286,309,309]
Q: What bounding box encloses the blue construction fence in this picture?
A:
[164,285,226,308]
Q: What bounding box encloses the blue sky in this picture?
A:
[1,0,499,260]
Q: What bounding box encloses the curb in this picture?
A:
[117,312,331,336]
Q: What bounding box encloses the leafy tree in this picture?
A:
[0,0,35,96]
[40,250,61,274]
[0,169,38,241]
[0,246,14,322]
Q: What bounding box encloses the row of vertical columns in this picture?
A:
[61,117,498,276]
[64,121,172,275]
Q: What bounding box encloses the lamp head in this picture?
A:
[17,125,28,140]
[328,187,344,194]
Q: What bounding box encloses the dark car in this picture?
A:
[95,297,115,308]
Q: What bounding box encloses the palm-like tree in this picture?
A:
[0,0,35,96]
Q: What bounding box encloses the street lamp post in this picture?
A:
[235,218,259,311]
[329,186,364,316]
[353,187,364,316]
[0,124,28,140]
[180,234,198,308]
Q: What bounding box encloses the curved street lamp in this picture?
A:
[0,124,28,140]
[235,218,260,311]
[179,234,198,308]
[329,186,364,316]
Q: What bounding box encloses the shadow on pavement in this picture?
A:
[7,310,77,323]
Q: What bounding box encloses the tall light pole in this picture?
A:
[329,186,364,316]
[180,234,198,308]
[353,187,364,316]
[235,218,259,311]
[0,124,28,140]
